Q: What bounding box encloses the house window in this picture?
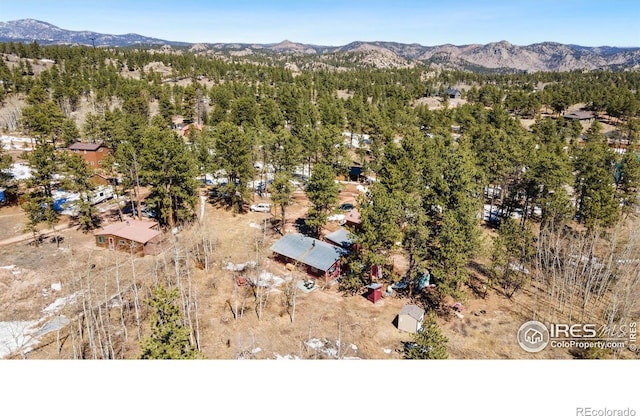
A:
[90,161,95,166]
[119,239,126,246]
[97,236,105,244]
[98,148,103,152]
[98,160,102,165]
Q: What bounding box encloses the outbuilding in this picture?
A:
[397,304,425,333]
[366,283,383,304]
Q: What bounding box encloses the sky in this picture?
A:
[0,0,639,47]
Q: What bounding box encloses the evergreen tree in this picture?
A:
[62,153,98,230]
[141,122,198,227]
[404,312,449,359]
[213,122,254,212]
[490,218,535,298]
[0,146,12,188]
[615,151,640,218]
[22,141,60,246]
[426,141,481,296]
[270,171,294,233]
[139,285,201,359]
[304,163,339,237]
[573,141,619,231]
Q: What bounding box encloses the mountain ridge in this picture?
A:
[1,18,639,72]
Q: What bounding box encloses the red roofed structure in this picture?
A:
[94,219,164,255]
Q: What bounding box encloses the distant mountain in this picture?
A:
[1,19,639,72]
[0,19,189,47]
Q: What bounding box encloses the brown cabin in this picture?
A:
[68,142,109,169]
[94,219,164,256]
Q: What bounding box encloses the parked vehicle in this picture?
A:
[250,203,271,212]
[339,202,355,211]
[89,185,114,205]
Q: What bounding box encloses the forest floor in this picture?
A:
[4,178,629,360]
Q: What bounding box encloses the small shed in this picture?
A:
[397,304,425,333]
[345,208,361,229]
[366,283,383,304]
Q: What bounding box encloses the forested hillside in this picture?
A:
[1,41,639,359]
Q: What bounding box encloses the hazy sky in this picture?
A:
[1,0,639,47]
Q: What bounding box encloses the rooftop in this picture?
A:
[94,219,160,244]
[68,142,105,151]
[271,234,348,272]
[324,227,354,248]
[399,304,425,321]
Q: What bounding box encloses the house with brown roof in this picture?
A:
[94,219,164,256]
[68,142,109,169]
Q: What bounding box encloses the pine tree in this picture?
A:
[270,171,294,233]
[62,153,98,230]
[304,163,339,237]
[0,146,12,188]
[404,312,449,359]
[213,121,254,212]
[139,285,201,359]
[141,122,198,227]
[573,141,619,231]
[490,218,535,298]
[426,141,481,296]
[615,151,640,218]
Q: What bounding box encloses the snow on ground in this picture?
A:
[223,261,257,272]
[327,213,345,223]
[251,271,285,293]
[0,321,39,358]
[8,163,33,180]
[304,338,359,359]
[0,290,78,358]
[273,353,300,360]
[42,292,79,316]
[0,264,21,275]
[1,135,35,151]
[0,316,71,358]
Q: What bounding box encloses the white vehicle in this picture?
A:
[250,203,271,213]
[89,185,114,205]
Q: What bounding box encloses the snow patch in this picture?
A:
[0,321,39,358]
[274,353,300,360]
[42,292,79,316]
